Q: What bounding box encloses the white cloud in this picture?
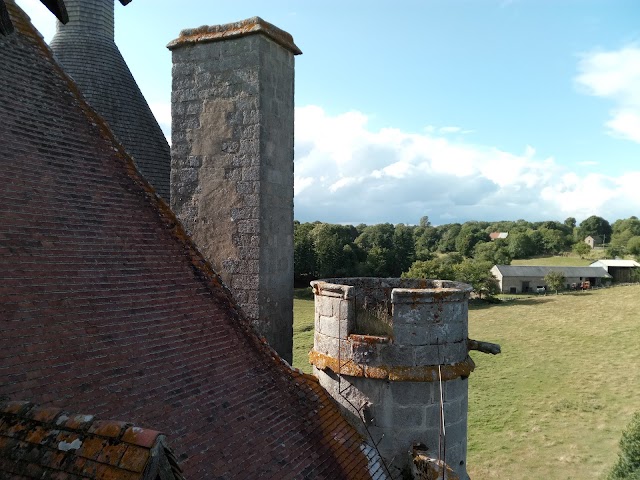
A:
[576,45,640,143]
[15,0,56,41]
[149,102,171,145]
[294,105,640,224]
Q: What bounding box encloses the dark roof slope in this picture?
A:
[0,3,379,478]
[49,0,171,200]
[0,400,183,480]
[492,265,611,278]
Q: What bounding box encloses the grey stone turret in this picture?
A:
[50,0,170,200]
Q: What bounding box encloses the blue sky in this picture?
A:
[18,0,640,226]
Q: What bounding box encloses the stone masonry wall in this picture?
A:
[310,278,473,479]
[169,19,300,363]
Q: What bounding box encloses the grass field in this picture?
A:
[292,285,640,479]
[511,253,600,266]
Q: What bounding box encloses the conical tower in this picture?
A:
[50,0,170,200]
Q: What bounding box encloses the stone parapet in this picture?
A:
[311,277,473,480]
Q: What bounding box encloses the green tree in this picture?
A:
[437,223,461,253]
[544,271,565,294]
[564,217,577,230]
[414,225,440,260]
[392,224,416,275]
[507,231,536,259]
[402,259,455,281]
[294,221,316,282]
[573,241,591,259]
[355,223,396,277]
[455,223,489,257]
[453,259,499,299]
[311,223,359,278]
[578,215,612,242]
[473,240,512,265]
[627,236,640,261]
[540,227,571,254]
[609,412,640,480]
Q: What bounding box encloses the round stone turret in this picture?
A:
[310,278,475,480]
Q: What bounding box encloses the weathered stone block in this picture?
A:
[392,405,425,429]
[380,344,415,366]
[315,296,334,317]
[390,381,438,406]
[445,378,468,402]
[444,398,461,420]
[414,345,444,366]
[313,331,348,359]
[393,324,430,346]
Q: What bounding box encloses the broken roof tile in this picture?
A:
[0,401,181,479]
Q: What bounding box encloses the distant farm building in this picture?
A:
[491,265,611,293]
[584,235,604,249]
[489,232,509,240]
[590,259,640,283]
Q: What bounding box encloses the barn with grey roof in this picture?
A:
[491,265,612,293]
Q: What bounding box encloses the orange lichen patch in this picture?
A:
[167,16,302,55]
[23,425,50,444]
[309,350,364,376]
[310,350,476,382]
[76,437,108,461]
[60,414,95,431]
[1,401,32,416]
[121,426,161,449]
[88,420,128,439]
[27,406,63,424]
[94,463,140,480]
[118,445,150,473]
[349,334,390,345]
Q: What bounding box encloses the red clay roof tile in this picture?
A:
[0,400,181,479]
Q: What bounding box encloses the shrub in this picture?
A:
[609,412,640,480]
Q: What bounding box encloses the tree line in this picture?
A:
[294,215,640,294]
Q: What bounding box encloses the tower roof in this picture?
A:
[50,0,171,200]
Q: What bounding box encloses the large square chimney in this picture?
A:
[168,18,301,363]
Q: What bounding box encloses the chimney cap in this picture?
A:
[167,16,302,55]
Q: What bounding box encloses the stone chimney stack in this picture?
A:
[50,0,171,200]
[168,18,301,364]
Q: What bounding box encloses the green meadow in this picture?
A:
[292,285,640,479]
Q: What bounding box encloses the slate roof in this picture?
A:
[0,3,383,478]
[492,265,611,278]
[0,400,183,479]
[49,0,171,200]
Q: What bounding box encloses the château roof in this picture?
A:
[49,0,171,199]
[0,2,382,478]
